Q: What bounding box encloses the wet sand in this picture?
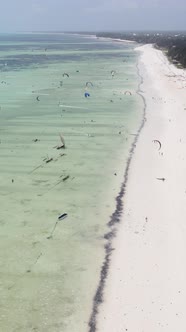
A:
[94,44,186,331]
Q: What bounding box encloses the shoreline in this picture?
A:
[88,46,147,332]
[89,44,186,331]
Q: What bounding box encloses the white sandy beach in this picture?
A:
[96,44,186,331]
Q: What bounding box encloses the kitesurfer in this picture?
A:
[111,70,116,78]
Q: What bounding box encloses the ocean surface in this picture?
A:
[0,33,143,332]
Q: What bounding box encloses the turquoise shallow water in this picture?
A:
[0,34,143,331]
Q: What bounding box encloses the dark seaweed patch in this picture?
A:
[0,52,130,71]
[88,61,147,332]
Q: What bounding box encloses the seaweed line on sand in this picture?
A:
[88,57,147,332]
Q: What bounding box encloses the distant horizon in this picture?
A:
[3,29,186,34]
